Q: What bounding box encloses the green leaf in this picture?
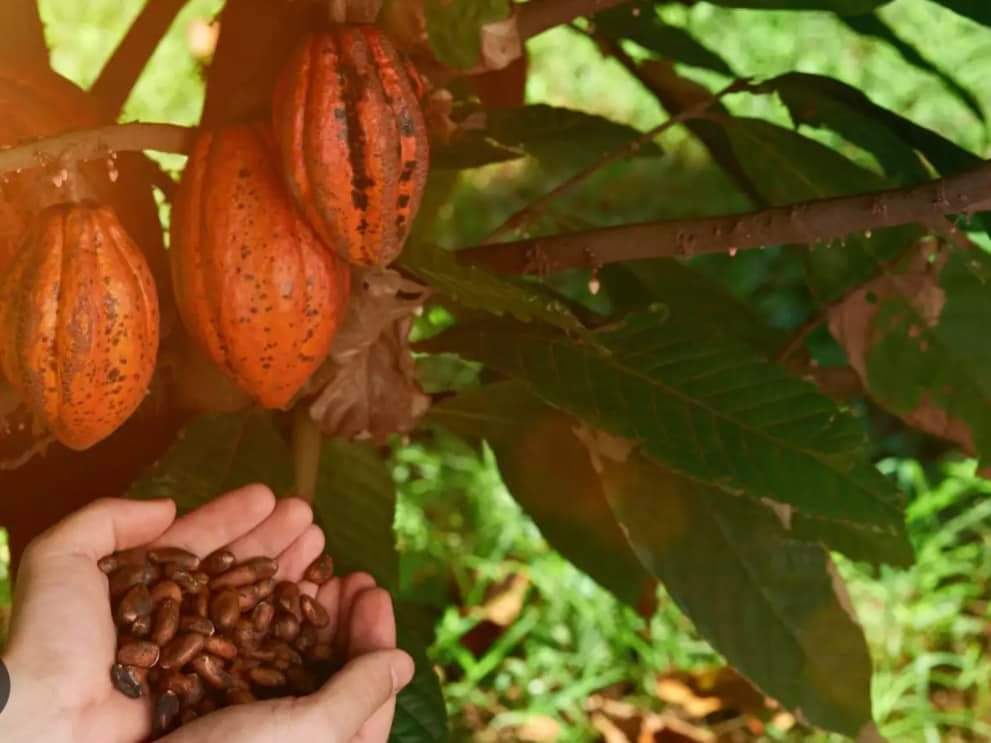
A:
[399,241,583,332]
[595,4,734,75]
[127,412,293,513]
[430,137,524,171]
[864,252,991,463]
[429,313,911,565]
[425,0,510,69]
[430,382,653,606]
[391,602,450,743]
[839,13,984,123]
[415,353,482,394]
[313,440,399,591]
[700,0,892,11]
[719,116,917,300]
[599,449,875,737]
[928,1,991,26]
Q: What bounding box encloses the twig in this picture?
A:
[483,79,749,244]
[517,0,632,40]
[459,159,991,274]
[0,123,194,174]
[91,0,190,117]
[0,2,48,68]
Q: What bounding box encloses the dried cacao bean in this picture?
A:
[210,589,241,630]
[148,547,201,571]
[303,555,334,585]
[131,614,152,638]
[116,584,153,626]
[117,641,160,669]
[249,666,287,688]
[169,569,203,594]
[160,633,206,670]
[300,595,329,628]
[109,564,157,598]
[274,581,301,619]
[180,615,216,636]
[111,663,145,699]
[273,613,300,643]
[154,690,181,735]
[201,549,236,576]
[204,635,239,661]
[191,653,234,690]
[151,599,181,647]
[252,601,274,634]
[150,580,183,605]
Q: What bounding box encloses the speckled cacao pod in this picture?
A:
[272,26,429,267]
[0,203,160,450]
[170,124,351,409]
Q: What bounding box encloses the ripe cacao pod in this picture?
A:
[272,26,429,266]
[0,203,160,450]
[170,124,350,409]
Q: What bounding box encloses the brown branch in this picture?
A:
[484,79,748,244]
[0,2,48,68]
[0,123,193,174]
[91,0,190,117]
[517,0,632,40]
[459,159,991,274]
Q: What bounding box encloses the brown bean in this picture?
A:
[108,564,158,598]
[170,569,202,594]
[294,624,317,655]
[248,666,287,688]
[232,618,257,649]
[201,548,236,576]
[246,647,276,663]
[101,548,148,575]
[255,578,277,600]
[226,688,257,705]
[192,591,209,618]
[237,584,262,612]
[310,642,333,662]
[269,640,303,667]
[149,580,183,605]
[210,589,241,630]
[304,555,334,585]
[154,690,181,735]
[117,641,160,668]
[110,663,145,699]
[198,697,219,715]
[252,601,275,634]
[273,613,300,642]
[180,615,216,636]
[131,614,152,638]
[274,581,301,620]
[148,547,201,571]
[151,599,181,647]
[160,670,194,697]
[204,635,239,661]
[98,555,120,575]
[190,653,234,690]
[300,594,329,628]
[116,584,153,626]
[192,571,210,588]
[159,633,206,670]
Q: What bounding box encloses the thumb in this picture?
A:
[164,650,415,743]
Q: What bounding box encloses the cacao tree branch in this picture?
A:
[0,123,193,174]
[459,158,991,274]
[91,0,190,117]
[0,1,48,68]
[517,0,632,40]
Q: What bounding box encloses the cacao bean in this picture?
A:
[192,591,209,618]
[150,580,183,605]
[209,564,259,590]
[274,581,301,619]
[252,601,274,634]
[204,635,239,661]
[170,569,203,594]
[148,547,201,571]
[191,653,234,690]
[151,599,181,647]
[304,555,334,585]
[226,688,257,705]
[245,557,278,580]
[116,584,153,625]
[180,615,216,636]
[210,588,241,630]
[310,643,333,662]
[237,583,262,612]
[117,641,160,669]
[300,595,329,628]
[273,613,300,642]
[255,578,277,601]
[111,663,145,699]
[98,555,120,575]
[108,564,157,598]
[249,666,287,688]
[202,549,236,576]
[184,673,206,706]
[160,633,207,670]
[131,614,152,638]
[294,624,317,655]
[246,647,276,663]
[154,690,181,735]
[232,618,257,649]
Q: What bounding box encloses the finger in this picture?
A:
[335,573,376,656]
[275,524,325,581]
[161,651,414,743]
[153,485,276,556]
[314,577,342,645]
[226,497,314,561]
[347,588,400,741]
[26,498,176,562]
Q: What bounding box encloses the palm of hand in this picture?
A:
[5,486,398,743]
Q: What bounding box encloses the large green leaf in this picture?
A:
[428,313,911,565]
[700,0,892,11]
[595,4,734,75]
[839,13,983,122]
[425,0,510,69]
[928,1,991,26]
[430,382,653,606]
[391,603,450,743]
[127,412,294,512]
[399,241,583,332]
[313,440,399,591]
[864,252,991,463]
[598,447,876,737]
[719,116,917,300]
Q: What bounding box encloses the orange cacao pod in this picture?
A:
[170,124,351,409]
[272,26,429,266]
[0,203,160,450]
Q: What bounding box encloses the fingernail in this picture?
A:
[391,652,415,692]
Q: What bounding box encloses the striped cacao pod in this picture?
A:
[272,26,429,266]
[0,203,160,450]
[170,124,351,409]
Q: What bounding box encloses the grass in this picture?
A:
[1,1,990,740]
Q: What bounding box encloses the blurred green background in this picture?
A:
[2,1,991,741]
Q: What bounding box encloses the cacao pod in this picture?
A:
[0,203,160,450]
[170,124,350,409]
[272,26,429,266]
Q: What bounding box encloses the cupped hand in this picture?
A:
[0,487,412,743]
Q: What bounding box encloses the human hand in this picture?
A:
[0,486,413,743]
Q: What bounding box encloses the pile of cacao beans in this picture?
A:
[103,546,338,737]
